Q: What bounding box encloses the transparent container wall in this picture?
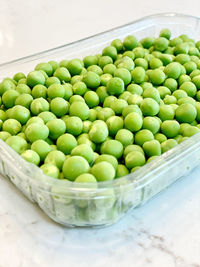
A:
[0,13,200,227]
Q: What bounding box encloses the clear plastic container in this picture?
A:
[1,13,200,227]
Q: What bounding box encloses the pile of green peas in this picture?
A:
[1,28,200,184]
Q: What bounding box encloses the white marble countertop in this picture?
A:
[0,0,200,266]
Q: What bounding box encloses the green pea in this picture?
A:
[15,93,33,109]
[98,56,113,69]
[48,60,59,72]
[182,125,200,137]
[124,112,142,132]
[27,71,45,88]
[62,156,89,181]
[74,173,97,183]
[21,149,40,165]
[123,35,138,50]
[159,28,171,39]
[161,139,178,153]
[97,107,114,121]
[148,69,165,85]
[103,64,116,75]
[123,144,144,157]
[142,116,160,134]
[69,95,85,104]
[54,67,71,82]
[40,163,60,178]
[114,68,131,85]
[134,129,154,146]
[10,105,30,125]
[161,120,180,138]
[164,78,178,92]
[149,58,163,69]
[106,116,124,136]
[45,77,61,87]
[154,37,169,52]
[67,59,83,75]
[46,119,66,140]
[143,140,161,157]
[127,84,143,95]
[13,72,26,82]
[69,101,89,120]
[0,131,11,141]
[83,55,98,68]
[84,91,99,108]
[77,133,96,151]
[106,77,124,95]
[158,104,175,121]
[125,151,145,169]
[131,67,145,84]
[71,144,94,164]
[91,161,115,181]
[172,90,187,100]
[154,133,167,143]
[184,61,197,75]
[16,84,31,95]
[179,81,197,97]
[122,104,142,117]
[30,98,49,115]
[64,116,83,136]
[100,139,123,159]
[2,90,20,108]
[3,119,21,135]
[110,99,128,115]
[111,39,123,52]
[38,111,56,124]
[25,123,49,143]
[142,87,160,103]
[157,86,171,99]
[35,62,53,76]
[50,97,69,117]
[141,36,154,49]
[119,91,132,101]
[140,98,159,116]
[6,136,27,154]
[176,103,197,123]
[102,45,117,60]
[115,129,134,147]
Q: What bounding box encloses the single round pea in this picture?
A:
[106,77,124,95]
[0,131,11,141]
[46,119,66,140]
[15,93,33,109]
[74,173,97,183]
[21,149,40,165]
[127,84,143,95]
[10,105,30,125]
[106,116,124,136]
[26,116,44,126]
[123,144,144,157]
[179,81,197,97]
[154,133,167,143]
[134,58,148,70]
[142,117,160,134]
[50,97,69,117]
[2,90,19,108]
[172,90,188,100]
[57,133,77,155]
[16,84,31,95]
[69,101,89,120]
[127,94,143,105]
[40,163,59,178]
[125,151,145,169]
[114,68,131,85]
[182,125,200,137]
[27,71,45,88]
[174,43,189,55]
[31,84,47,99]
[0,79,16,96]
[98,56,113,69]
[164,78,178,92]
[3,119,21,135]
[123,35,138,50]
[6,136,27,154]
[143,140,161,157]
[83,55,98,68]
[25,123,49,143]
[115,129,134,147]
[71,144,94,164]
[158,104,175,121]
[97,107,114,121]
[72,81,87,96]
[100,139,123,159]
[102,45,117,60]
[135,129,154,146]
[115,164,129,178]
[54,67,71,82]
[62,156,90,181]
[47,84,65,99]
[89,121,108,143]
[184,61,197,75]
[35,62,53,76]
[67,59,83,75]
[87,65,103,76]
[161,139,178,153]
[13,72,26,82]
[84,91,99,108]
[45,77,61,87]
[143,87,160,103]
[38,111,56,124]
[30,98,49,115]
[103,95,117,108]
[77,133,96,151]
[111,39,123,52]
[163,95,177,105]
[159,28,171,39]
[94,154,118,170]
[140,98,159,116]
[124,112,143,132]
[149,58,163,69]
[82,71,100,89]
[175,103,197,123]
[31,140,51,161]
[0,110,7,121]
[131,67,145,84]
[161,120,180,138]
[154,37,169,52]
[148,69,165,85]
[91,161,115,181]
[141,36,154,49]
[103,64,116,75]
[164,62,181,79]
[64,116,83,136]
[48,60,59,72]
[69,95,85,104]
